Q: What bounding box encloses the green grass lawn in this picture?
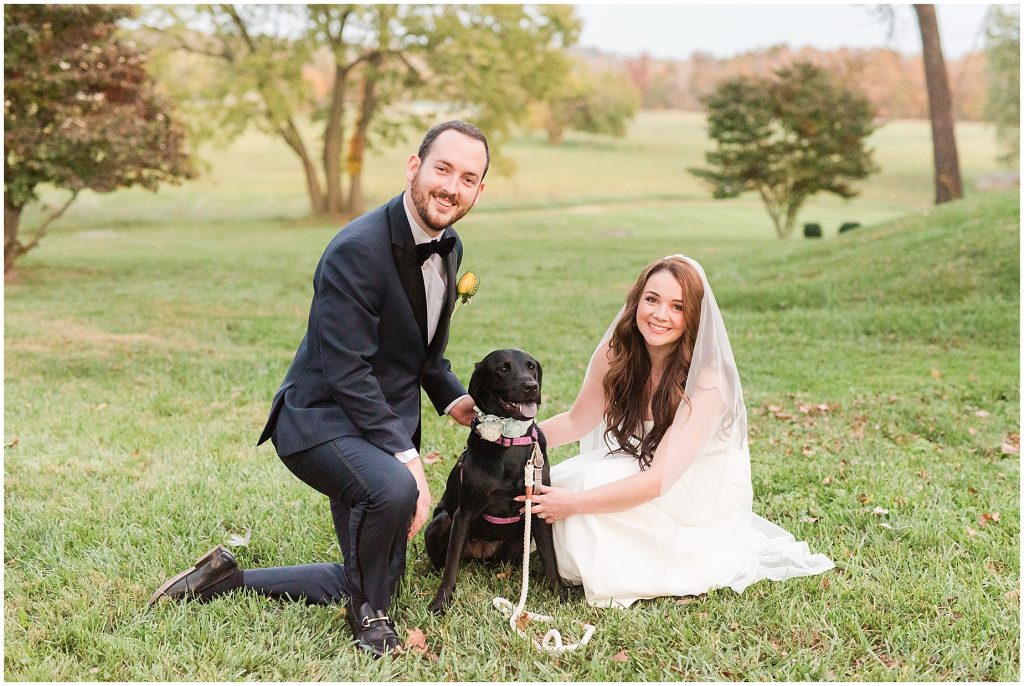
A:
[4,112,1019,680]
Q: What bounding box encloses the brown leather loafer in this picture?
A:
[346,600,401,658]
[147,544,239,608]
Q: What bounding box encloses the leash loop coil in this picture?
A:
[492,457,596,654]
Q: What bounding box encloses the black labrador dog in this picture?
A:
[424,349,563,615]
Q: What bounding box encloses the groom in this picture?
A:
[149,121,488,657]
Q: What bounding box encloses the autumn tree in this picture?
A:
[4,4,195,274]
[145,4,578,218]
[690,62,878,239]
[532,58,639,145]
[984,5,1020,166]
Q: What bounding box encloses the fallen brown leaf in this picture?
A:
[729,622,739,630]
[968,427,978,436]
[930,368,942,379]
[406,628,427,651]
[857,493,872,504]
[422,451,442,465]
[95,402,108,411]
[800,516,819,523]
[1001,432,1020,454]
[515,613,531,631]
[974,410,990,418]
[405,627,438,660]
[495,571,510,579]
[821,475,834,485]
[4,436,20,449]
[1006,590,1020,605]
[611,650,629,662]
[767,404,783,413]
[820,576,831,590]
[979,512,1001,526]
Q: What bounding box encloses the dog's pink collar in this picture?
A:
[482,513,523,525]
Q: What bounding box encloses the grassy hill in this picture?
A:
[724,190,1019,311]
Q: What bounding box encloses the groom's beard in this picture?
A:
[410,171,471,233]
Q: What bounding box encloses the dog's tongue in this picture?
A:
[517,402,538,419]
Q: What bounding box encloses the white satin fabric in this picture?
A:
[552,423,834,608]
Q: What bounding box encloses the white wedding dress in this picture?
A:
[549,255,833,608]
[551,424,835,608]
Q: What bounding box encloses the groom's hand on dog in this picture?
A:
[448,396,477,427]
[406,457,433,540]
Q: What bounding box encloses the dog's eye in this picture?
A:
[527,362,536,370]
[500,363,511,372]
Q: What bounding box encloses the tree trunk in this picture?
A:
[546,122,564,146]
[914,4,964,204]
[278,119,326,215]
[5,193,23,274]
[346,56,382,216]
[757,186,790,239]
[323,63,349,216]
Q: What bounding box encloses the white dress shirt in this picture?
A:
[403,198,448,346]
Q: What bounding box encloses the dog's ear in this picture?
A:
[534,357,543,401]
[468,359,484,403]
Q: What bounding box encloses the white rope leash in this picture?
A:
[492,449,596,654]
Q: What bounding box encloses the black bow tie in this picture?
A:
[415,236,456,266]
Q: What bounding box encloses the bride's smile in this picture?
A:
[635,270,686,352]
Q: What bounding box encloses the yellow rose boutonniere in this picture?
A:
[452,271,479,317]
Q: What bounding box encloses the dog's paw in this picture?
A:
[545,577,570,602]
[427,591,452,616]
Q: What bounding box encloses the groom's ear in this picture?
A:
[405,154,421,185]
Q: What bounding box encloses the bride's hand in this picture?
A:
[515,484,577,524]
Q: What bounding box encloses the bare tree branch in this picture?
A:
[16,190,80,257]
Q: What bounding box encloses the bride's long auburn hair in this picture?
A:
[603,257,705,470]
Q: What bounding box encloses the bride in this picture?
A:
[521,255,834,608]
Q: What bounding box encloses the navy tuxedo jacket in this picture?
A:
[258,193,467,457]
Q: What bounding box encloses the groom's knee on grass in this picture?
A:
[365,468,417,525]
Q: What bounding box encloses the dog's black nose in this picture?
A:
[523,380,539,393]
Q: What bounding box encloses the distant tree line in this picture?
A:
[574,44,990,122]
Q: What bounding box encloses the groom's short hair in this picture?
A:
[418,120,490,180]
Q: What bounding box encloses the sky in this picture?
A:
[573,3,1002,60]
